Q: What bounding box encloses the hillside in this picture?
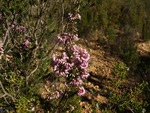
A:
[0,0,150,113]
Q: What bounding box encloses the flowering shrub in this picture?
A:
[51,12,90,98]
[0,1,86,112]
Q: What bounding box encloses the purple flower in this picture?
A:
[17,26,26,33]
[57,33,78,44]
[70,106,75,111]
[70,78,83,86]
[81,53,90,62]
[57,33,70,44]
[77,86,85,96]
[54,91,60,98]
[68,13,81,22]
[8,22,12,26]
[68,13,76,22]
[60,72,66,77]
[72,44,79,52]
[80,71,90,79]
[76,78,83,85]
[79,49,90,62]
[23,39,31,47]
[74,56,82,64]
[57,35,66,44]
[52,54,58,63]
[11,24,16,30]
[72,34,78,40]
[47,90,60,100]
[61,52,69,61]
[58,89,64,94]
[79,62,88,70]
[53,65,58,72]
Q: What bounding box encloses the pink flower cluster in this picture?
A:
[16,26,26,34]
[51,12,89,97]
[22,39,31,47]
[9,23,32,49]
[9,22,26,34]
[70,78,83,86]
[52,52,73,77]
[71,45,90,78]
[70,105,75,111]
[68,13,81,22]
[57,33,78,44]
[47,90,63,100]
[77,86,85,96]
[51,44,90,96]
[52,44,90,79]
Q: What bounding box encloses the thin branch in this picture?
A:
[4,96,10,105]
[41,42,59,61]
[127,106,135,113]
[0,81,16,102]
[27,60,40,81]
[3,13,16,48]
[0,93,6,98]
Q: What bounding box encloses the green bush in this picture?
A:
[0,0,83,112]
[106,63,150,113]
[119,39,140,72]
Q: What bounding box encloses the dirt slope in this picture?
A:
[76,38,121,113]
